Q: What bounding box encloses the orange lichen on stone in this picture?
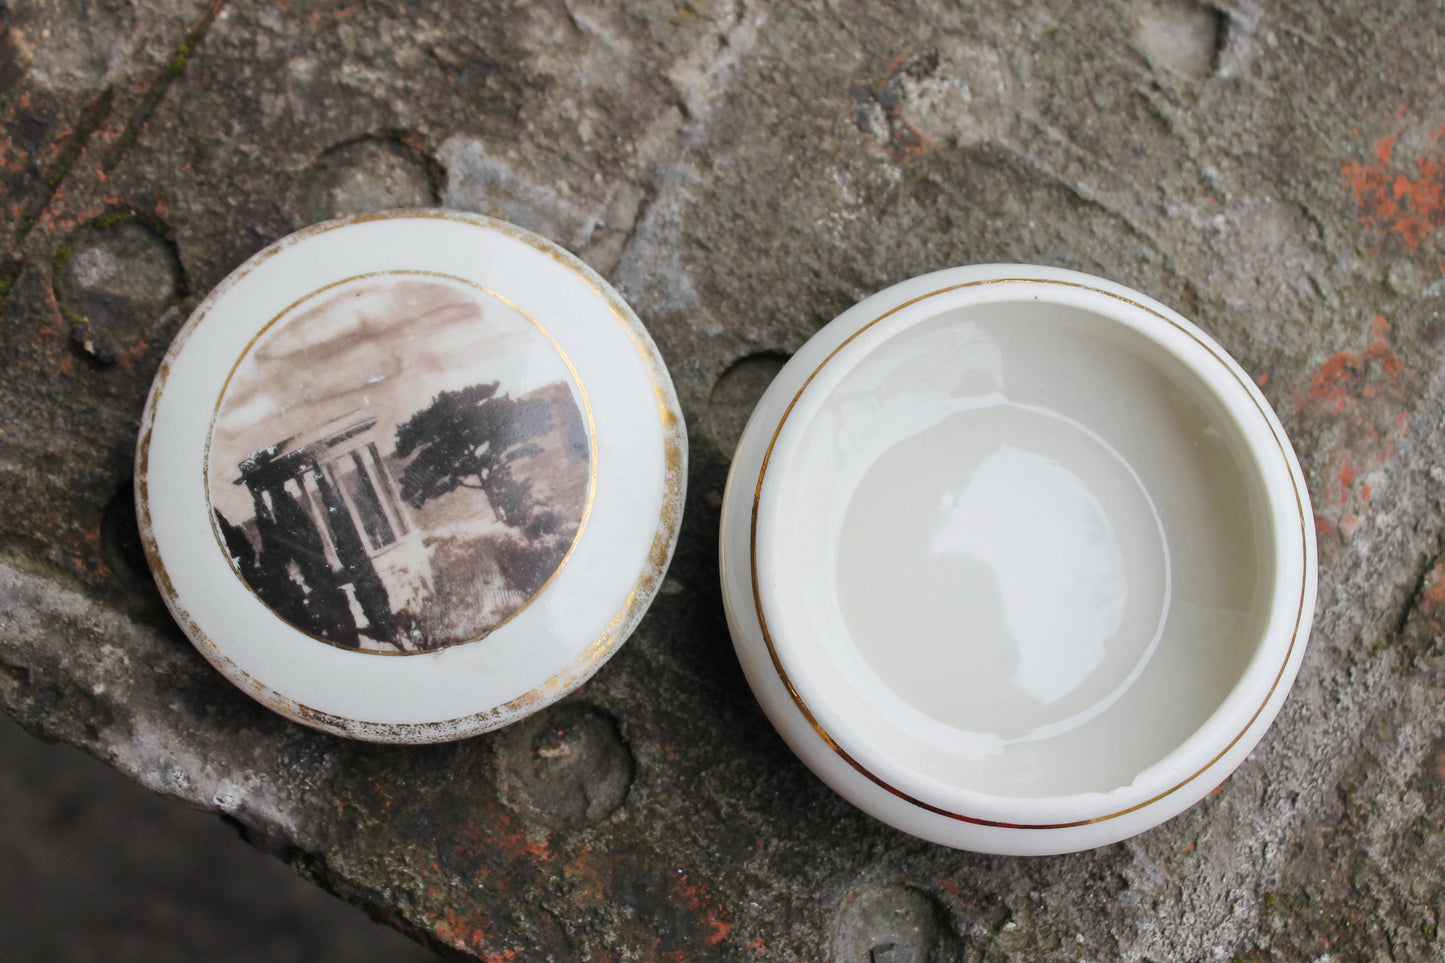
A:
[1300,316,1411,545]
[1336,459,1357,497]
[1342,122,1445,251]
[673,873,734,946]
[1421,559,1445,608]
[1375,129,1399,165]
[562,846,609,908]
[1307,316,1402,415]
[451,809,551,871]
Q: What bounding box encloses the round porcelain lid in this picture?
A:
[137,211,685,742]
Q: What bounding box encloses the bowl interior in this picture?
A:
[760,295,1277,799]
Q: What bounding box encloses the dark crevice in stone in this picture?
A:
[1391,541,1444,643]
[1208,5,1231,74]
[101,0,228,173]
[67,322,120,367]
[2,86,114,313]
[100,479,151,586]
[0,6,25,99]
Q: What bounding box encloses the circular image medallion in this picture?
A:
[206,272,592,654]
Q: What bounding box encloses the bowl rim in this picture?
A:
[745,266,1316,827]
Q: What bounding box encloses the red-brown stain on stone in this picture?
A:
[1421,559,1445,609]
[66,521,113,580]
[557,846,739,954]
[855,50,937,162]
[562,845,609,909]
[409,850,501,956]
[1298,315,1411,547]
[673,872,734,946]
[936,879,974,904]
[1342,115,1445,252]
[1306,316,1402,414]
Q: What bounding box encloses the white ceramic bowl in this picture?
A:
[719,265,1316,855]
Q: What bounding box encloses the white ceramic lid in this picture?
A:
[137,211,685,743]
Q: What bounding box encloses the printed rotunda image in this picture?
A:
[206,274,591,654]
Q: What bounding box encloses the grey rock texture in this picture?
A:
[0,712,439,962]
[2,0,1445,959]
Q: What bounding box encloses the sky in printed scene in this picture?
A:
[207,276,577,525]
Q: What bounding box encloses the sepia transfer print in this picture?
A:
[206,274,591,654]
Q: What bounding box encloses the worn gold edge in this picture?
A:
[142,209,685,742]
[746,277,1313,830]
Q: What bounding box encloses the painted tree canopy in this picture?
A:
[393,382,556,527]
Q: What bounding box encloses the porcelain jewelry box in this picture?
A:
[138,217,1314,854]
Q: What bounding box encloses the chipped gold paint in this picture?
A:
[745,277,1312,829]
[135,209,686,743]
[202,269,600,656]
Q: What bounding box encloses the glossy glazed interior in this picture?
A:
[761,299,1276,798]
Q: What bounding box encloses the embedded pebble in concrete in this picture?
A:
[11,0,140,92]
[1135,0,1226,81]
[497,702,633,825]
[54,218,181,366]
[294,138,438,226]
[832,883,957,963]
[438,135,593,249]
[67,324,119,367]
[702,352,790,461]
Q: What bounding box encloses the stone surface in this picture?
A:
[0,712,439,962]
[832,883,961,963]
[293,136,439,226]
[2,0,1445,960]
[702,352,789,460]
[55,215,183,367]
[497,703,635,826]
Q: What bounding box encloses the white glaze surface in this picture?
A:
[721,265,1315,853]
[766,304,1268,798]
